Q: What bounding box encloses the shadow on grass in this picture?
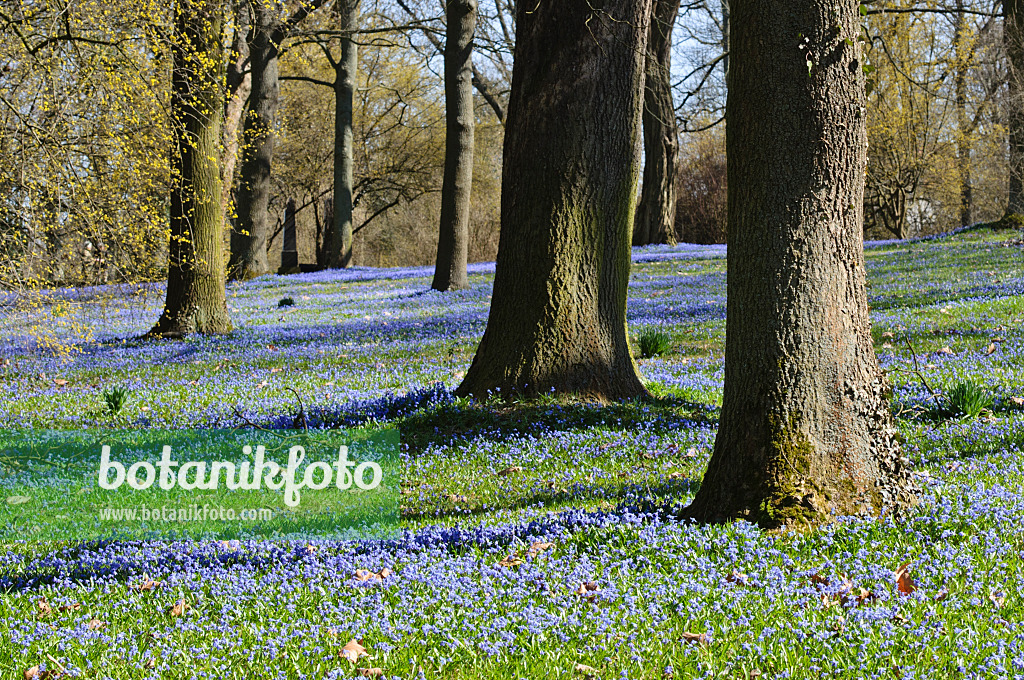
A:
[399,395,719,455]
[401,476,701,522]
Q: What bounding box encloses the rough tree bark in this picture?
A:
[633,0,681,246]
[229,0,279,280]
[432,0,477,292]
[149,0,231,337]
[685,0,914,527]
[1007,0,1024,217]
[455,0,651,400]
[328,0,359,268]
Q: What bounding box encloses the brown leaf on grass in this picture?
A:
[143,658,157,670]
[23,667,53,680]
[357,669,384,678]
[133,578,162,592]
[667,471,687,480]
[355,567,393,583]
[1011,397,1024,408]
[86,619,105,630]
[36,598,52,618]
[498,555,524,568]
[575,663,599,679]
[527,541,554,558]
[990,591,1006,609]
[53,378,67,387]
[881,331,895,339]
[937,346,955,356]
[495,465,523,477]
[896,563,916,596]
[58,603,81,613]
[681,631,709,644]
[341,638,368,663]
[934,588,949,602]
[576,581,600,603]
[725,570,748,586]
[986,343,998,355]
[168,601,190,617]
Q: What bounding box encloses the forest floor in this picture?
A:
[1,228,1024,678]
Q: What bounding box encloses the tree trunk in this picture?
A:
[455,0,651,401]
[633,0,681,246]
[229,0,278,280]
[329,0,358,269]
[1007,0,1024,216]
[432,0,477,292]
[955,0,973,227]
[149,0,231,337]
[222,2,251,215]
[685,0,914,527]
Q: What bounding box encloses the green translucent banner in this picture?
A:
[0,428,400,541]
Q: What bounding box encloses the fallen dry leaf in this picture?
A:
[990,591,1006,609]
[356,669,384,678]
[53,378,67,387]
[143,658,157,670]
[495,465,523,477]
[895,563,916,596]
[576,581,600,603]
[527,541,554,558]
[341,638,368,663]
[725,570,748,586]
[23,667,54,680]
[134,578,162,592]
[575,663,599,679]
[36,598,52,618]
[355,567,393,583]
[58,603,81,613]
[986,343,998,355]
[168,601,190,617]
[86,619,105,630]
[934,588,949,602]
[937,346,955,356]
[1011,397,1024,407]
[498,555,524,568]
[681,631,709,644]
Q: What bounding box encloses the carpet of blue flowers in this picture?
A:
[2,229,1024,679]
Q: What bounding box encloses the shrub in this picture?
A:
[637,328,672,358]
[944,380,994,418]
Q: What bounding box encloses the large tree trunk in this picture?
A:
[229,0,278,280]
[149,0,231,337]
[686,0,914,527]
[1007,0,1024,216]
[455,0,650,401]
[432,0,477,292]
[633,0,681,247]
[328,0,358,269]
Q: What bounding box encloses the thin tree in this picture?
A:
[149,0,232,337]
[431,0,477,291]
[229,0,326,280]
[455,0,651,400]
[1006,0,1024,217]
[229,0,278,280]
[686,0,914,526]
[328,0,359,268]
[633,0,682,247]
